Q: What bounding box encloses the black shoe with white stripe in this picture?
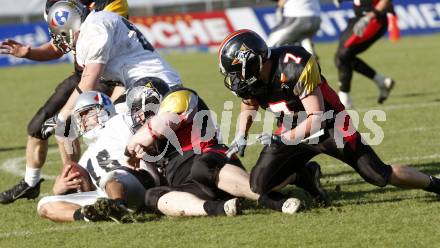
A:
[0,178,44,204]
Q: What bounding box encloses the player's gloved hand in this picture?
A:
[226,134,247,158]
[41,114,65,140]
[353,15,372,37]
[333,0,342,8]
[256,133,285,147]
[0,39,30,58]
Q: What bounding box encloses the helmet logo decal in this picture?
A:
[51,11,70,27]
[232,44,251,66]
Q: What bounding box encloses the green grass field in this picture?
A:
[1,34,440,247]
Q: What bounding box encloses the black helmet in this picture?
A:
[126,77,170,132]
[218,29,270,99]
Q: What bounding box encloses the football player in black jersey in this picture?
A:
[219,29,440,204]
[334,0,395,108]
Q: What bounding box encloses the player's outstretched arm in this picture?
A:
[226,100,259,158]
[0,40,63,61]
[58,63,105,120]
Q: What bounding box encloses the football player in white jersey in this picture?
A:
[43,0,181,140]
[37,91,160,222]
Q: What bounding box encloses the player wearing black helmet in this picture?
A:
[219,29,440,205]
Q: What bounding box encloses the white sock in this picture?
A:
[373,73,386,87]
[24,167,41,187]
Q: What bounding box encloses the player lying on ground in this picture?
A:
[218,29,440,202]
[125,82,329,215]
[38,80,241,222]
[37,91,158,222]
[0,0,130,205]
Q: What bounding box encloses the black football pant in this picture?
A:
[250,127,392,195]
[27,72,114,140]
[335,16,388,92]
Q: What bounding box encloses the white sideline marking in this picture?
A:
[0,148,58,180]
[357,101,440,112]
[0,225,101,238]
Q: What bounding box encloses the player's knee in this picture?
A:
[144,187,172,211]
[27,110,48,140]
[190,156,221,188]
[359,165,391,187]
[249,168,270,195]
[37,197,52,218]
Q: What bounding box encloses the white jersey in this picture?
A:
[75,11,181,88]
[78,113,133,189]
[283,0,321,18]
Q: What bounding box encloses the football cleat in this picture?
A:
[293,162,331,208]
[281,198,302,214]
[223,198,240,217]
[83,198,133,223]
[0,178,44,204]
[338,91,353,109]
[378,78,395,104]
[304,161,331,207]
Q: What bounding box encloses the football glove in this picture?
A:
[226,134,247,158]
[256,133,285,147]
[353,15,372,37]
[41,114,65,140]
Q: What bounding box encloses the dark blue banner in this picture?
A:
[254,0,440,42]
[0,22,71,67]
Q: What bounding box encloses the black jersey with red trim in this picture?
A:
[251,46,344,128]
[352,0,393,17]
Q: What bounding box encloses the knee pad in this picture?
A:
[249,166,269,195]
[357,161,391,187]
[190,154,224,188]
[144,186,172,211]
[27,110,50,139]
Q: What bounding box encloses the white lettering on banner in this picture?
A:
[203,18,229,42]
[316,10,354,37]
[396,4,427,29]
[420,3,440,28]
[8,26,48,65]
[175,20,209,45]
[134,18,230,47]
[150,22,181,47]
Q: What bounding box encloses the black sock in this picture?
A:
[203,200,226,216]
[73,208,85,221]
[424,176,440,194]
[258,192,287,211]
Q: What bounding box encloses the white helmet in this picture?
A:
[46,0,89,53]
[72,91,115,141]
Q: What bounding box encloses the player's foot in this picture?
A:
[281,198,302,214]
[223,198,240,217]
[0,178,44,204]
[292,162,331,207]
[378,77,395,104]
[338,91,352,109]
[82,198,134,223]
[305,162,331,207]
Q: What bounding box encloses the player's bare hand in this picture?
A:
[0,39,30,58]
[52,165,82,195]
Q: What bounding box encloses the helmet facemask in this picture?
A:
[47,0,89,54]
[73,104,110,136]
[126,87,162,133]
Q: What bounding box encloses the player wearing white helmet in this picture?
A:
[37,91,160,222]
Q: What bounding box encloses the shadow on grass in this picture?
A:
[0,144,58,153]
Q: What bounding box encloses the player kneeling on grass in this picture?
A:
[125,85,310,215]
[37,91,160,223]
[218,29,440,203]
